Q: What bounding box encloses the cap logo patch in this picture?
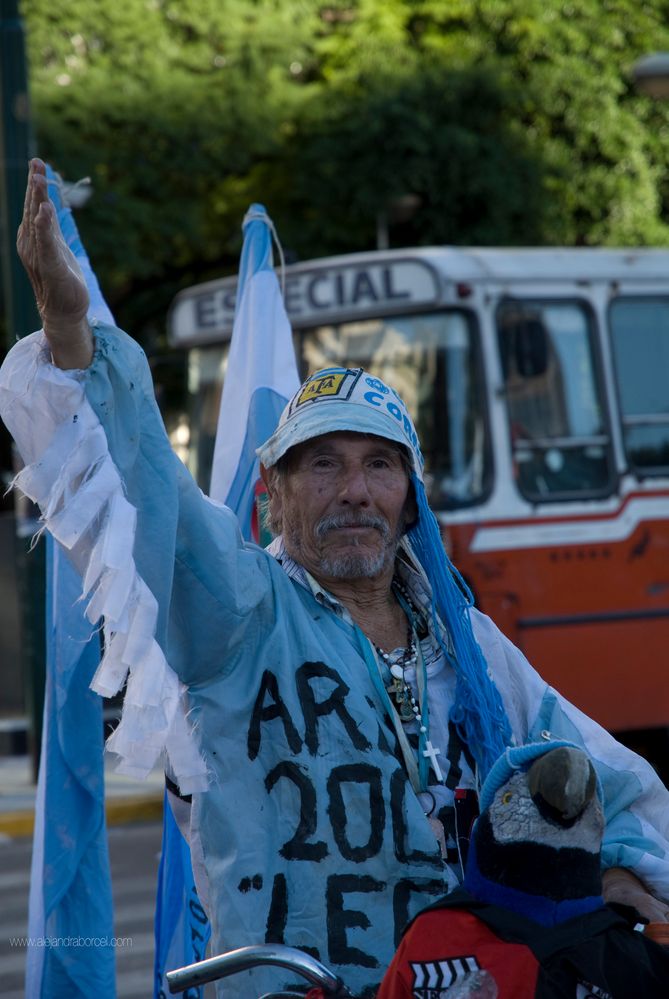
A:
[293,368,361,410]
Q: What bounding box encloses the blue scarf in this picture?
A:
[408,473,513,782]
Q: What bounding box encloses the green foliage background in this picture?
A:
[22,0,669,340]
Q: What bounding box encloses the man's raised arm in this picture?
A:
[17,158,93,369]
[1,163,275,788]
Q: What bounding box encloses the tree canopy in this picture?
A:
[21,0,669,338]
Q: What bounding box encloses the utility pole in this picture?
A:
[0,0,45,779]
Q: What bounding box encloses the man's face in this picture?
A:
[265,431,414,582]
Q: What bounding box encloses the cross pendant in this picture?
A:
[389,677,405,701]
[422,739,444,782]
[389,679,415,721]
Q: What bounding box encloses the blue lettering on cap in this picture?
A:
[390,387,407,410]
[402,414,415,440]
[386,402,402,422]
[364,391,384,407]
[365,377,389,394]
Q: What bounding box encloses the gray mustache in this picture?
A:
[315,512,391,540]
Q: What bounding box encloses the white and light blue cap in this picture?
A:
[256,367,424,476]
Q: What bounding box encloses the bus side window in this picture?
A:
[496,300,613,501]
[609,297,669,476]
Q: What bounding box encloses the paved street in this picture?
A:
[0,821,162,998]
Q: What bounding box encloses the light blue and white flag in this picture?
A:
[153,796,210,997]
[209,203,300,538]
[26,164,116,998]
[156,203,299,993]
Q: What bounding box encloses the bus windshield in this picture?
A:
[496,299,613,500]
[609,297,669,475]
[301,310,491,509]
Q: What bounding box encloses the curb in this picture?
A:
[106,794,164,826]
[0,795,163,839]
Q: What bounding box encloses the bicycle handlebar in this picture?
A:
[166,943,354,995]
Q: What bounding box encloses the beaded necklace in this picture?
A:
[375,627,417,722]
[369,580,444,792]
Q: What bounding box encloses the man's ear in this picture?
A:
[260,463,283,530]
[260,463,274,497]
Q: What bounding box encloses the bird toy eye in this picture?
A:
[502,791,513,805]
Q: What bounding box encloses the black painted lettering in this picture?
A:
[296,661,371,756]
[334,272,345,305]
[351,270,379,305]
[265,873,288,944]
[392,878,446,947]
[326,874,384,968]
[265,872,322,959]
[327,764,385,862]
[248,670,303,761]
[265,761,328,861]
[189,924,205,963]
[190,925,205,945]
[377,720,399,758]
[389,768,442,868]
[382,266,411,301]
[188,888,208,964]
[188,897,209,924]
[238,874,264,893]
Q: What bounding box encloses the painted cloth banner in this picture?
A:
[209,203,300,537]
[26,164,115,998]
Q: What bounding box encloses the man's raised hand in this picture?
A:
[16,159,93,368]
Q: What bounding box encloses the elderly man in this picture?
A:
[2,160,669,998]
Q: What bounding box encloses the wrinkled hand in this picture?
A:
[603,867,669,923]
[16,158,93,367]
